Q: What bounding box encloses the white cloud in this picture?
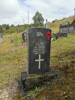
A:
[23,0,75,22]
[0,0,27,25]
[0,0,75,25]
[0,0,19,17]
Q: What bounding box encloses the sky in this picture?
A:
[0,0,75,25]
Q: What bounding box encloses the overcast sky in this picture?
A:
[0,0,75,25]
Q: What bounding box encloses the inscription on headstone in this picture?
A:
[28,28,51,74]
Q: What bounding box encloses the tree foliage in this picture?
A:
[0,12,44,34]
[33,11,44,27]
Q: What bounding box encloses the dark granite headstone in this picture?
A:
[28,28,51,74]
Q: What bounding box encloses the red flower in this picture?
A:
[46,31,51,40]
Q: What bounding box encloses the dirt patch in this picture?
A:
[0,81,20,100]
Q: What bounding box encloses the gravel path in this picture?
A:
[0,88,10,100]
[0,38,3,43]
[0,81,19,100]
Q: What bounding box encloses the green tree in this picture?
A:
[6,24,10,30]
[33,11,44,27]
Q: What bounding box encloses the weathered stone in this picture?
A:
[28,28,51,74]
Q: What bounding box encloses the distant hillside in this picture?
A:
[48,16,75,33]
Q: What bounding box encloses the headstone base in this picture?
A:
[18,70,58,96]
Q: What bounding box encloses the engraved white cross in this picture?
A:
[35,54,44,69]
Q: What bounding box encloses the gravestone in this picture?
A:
[28,28,51,74]
[19,28,52,93]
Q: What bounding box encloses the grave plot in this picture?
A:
[18,28,59,95]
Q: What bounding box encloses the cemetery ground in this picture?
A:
[0,33,75,99]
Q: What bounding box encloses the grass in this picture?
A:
[51,35,75,69]
[48,16,74,33]
[0,32,75,91]
[0,33,27,88]
[21,34,75,99]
